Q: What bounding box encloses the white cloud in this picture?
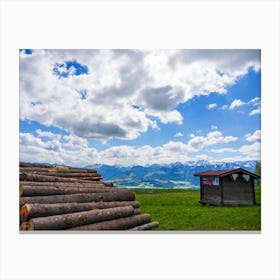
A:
[239,142,261,157]
[174,132,184,137]
[245,130,261,142]
[229,99,245,110]
[146,109,183,125]
[249,107,261,116]
[187,131,238,151]
[207,103,217,110]
[211,125,218,130]
[248,97,260,106]
[20,49,261,141]
[211,148,237,153]
[20,129,239,167]
[220,105,228,110]
[36,129,61,140]
[19,132,193,166]
[195,154,209,160]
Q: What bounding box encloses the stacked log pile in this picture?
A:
[19,162,159,231]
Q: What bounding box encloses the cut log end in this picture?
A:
[28,220,35,230]
[20,222,32,230]
[20,204,32,222]
[19,183,23,196]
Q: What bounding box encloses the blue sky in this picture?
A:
[19,49,261,167]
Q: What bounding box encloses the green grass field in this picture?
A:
[134,187,261,231]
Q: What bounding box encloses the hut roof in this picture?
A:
[193,168,260,179]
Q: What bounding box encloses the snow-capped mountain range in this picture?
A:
[85,160,260,189]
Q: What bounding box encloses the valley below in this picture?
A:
[86,160,260,190]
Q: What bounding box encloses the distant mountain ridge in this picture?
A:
[85,160,260,190]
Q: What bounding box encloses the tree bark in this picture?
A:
[20,191,136,206]
[21,206,135,230]
[20,185,125,197]
[128,221,159,230]
[20,173,102,182]
[20,181,113,188]
[34,172,101,178]
[133,208,141,215]
[20,162,51,168]
[20,167,98,174]
[67,214,151,230]
[20,201,140,222]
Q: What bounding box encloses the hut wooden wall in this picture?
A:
[222,176,254,205]
[201,185,222,205]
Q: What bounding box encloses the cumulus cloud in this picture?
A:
[248,97,260,106]
[249,107,261,116]
[207,103,217,110]
[229,99,245,110]
[245,130,261,142]
[20,49,261,141]
[220,105,228,110]
[20,129,239,166]
[211,125,218,130]
[211,148,237,153]
[239,142,261,157]
[174,132,184,138]
[187,131,238,151]
[36,129,61,140]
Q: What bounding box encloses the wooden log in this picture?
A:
[20,173,102,182]
[19,163,97,173]
[19,167,53,173]
[20,185,124,197]
[20,191,136,206]
[20,222,29,230]
[34,172,101,178]
[128,221,159,230]
[133,208,141,215]
[20,181,113,188]
[20,162,51,168]
[67,214,151,230]
[19,168,97,174]
[76,177,104,181]
[20,201,141,222]
[21,206,135,230]
[48,167,97,173]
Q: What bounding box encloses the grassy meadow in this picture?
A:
[134,186,261,231]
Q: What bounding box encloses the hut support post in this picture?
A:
[199,177,203,202]
[220,178,224,206]
[252,180,256,205]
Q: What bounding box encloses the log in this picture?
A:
[76,177,103,181]
[20,222,29,230]
[19,163,97,173]
[20,162,51,168]
[128,221,159,230]
[20,173,102,182]
[19,168,98,174]
[48,167,97,173]
[19,167,53,173]
[20,181,113,188]
[20,185,125,197]
[21,206,135,230]
[133,208,141,215]
[67,214,151,230]
[20,191,136,206]
[33,172,101,178]
[20,201,141,222]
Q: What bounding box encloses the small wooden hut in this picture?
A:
[193,168,260,206]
